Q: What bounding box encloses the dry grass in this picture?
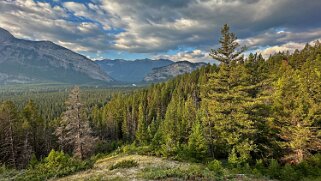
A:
[52,154,273,181]
[52,154,183,181]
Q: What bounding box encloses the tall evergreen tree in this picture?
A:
[209,24,246,64]
[271,62,321,164]
[22,100,44,157]
[161,92,182,156]
[0,101,20,168]
[136,103,149,145]
[91,105,105,140]
[202,25,256,163]
[188,120,208,161]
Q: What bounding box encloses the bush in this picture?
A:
[296,154,321,177]
[120,144,154,155]
[0,165,6,174]
[250,159,265,176]
[95,140,123,154]
[259,156,321,180]
[15,149,93,181]
[28,154,38,169]
[280,164,300,181]
[207,160,224,176]
[267,159,281,179]
[0,165,20,180]
[109,160,138,170]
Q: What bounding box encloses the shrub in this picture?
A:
[28,154,38,169]
[95,140,123,154]
[207,160,224,176]
[15,149,93,181]
[296,154,321,177]
[280,164,300,181]
[109,160,138,170]
[120,144,155,156]
[0,165,20,180]
[267,159,281,179]
[251,159,264,176]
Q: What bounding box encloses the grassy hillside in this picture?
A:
[53,154,271,181]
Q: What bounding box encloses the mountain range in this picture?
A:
[144,61,207,82]
[0,28,112,85]
[0,27,206,85]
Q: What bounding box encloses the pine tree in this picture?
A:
[0,101,19,168]
[209,24,246,64]
[19,120,32,166]
[188,120,208,161]
[271,62,321,164]
[22,100,44,158]
[202,24,256,164]
[181,96,197,143]
[136,103,149,145]
[161,92,182,156]
[91,105,105,140]
[55,86,96,159]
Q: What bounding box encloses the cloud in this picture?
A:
[258,39,321,58]
[0,0,321,59]
[0,0,113,52]
[99,0,321,53]
[63,2,88,17]
[258,42,305,58]
[239,27,321,50]
[153,49,214,63]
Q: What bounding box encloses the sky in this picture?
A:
[0,0,321,63]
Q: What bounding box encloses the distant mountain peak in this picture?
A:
[0,27,113,85]
[0,27,15,42]
[95,58,174,83]
[144,61,206,82]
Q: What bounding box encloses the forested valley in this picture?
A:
[2,25,321,181]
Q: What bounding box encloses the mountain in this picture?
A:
[95,59,173,83]
[0,28,113,85]
[144,61,207,82]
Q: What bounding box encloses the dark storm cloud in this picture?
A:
[100,0,321,53]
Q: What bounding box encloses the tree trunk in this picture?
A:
[296,149,304,164]
[8,116,16,168]
[77,106,83,160]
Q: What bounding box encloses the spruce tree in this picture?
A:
[136,103,149,145]
[55,86,96,159]
[271,62,321,164]
[181,96,197,143]
[210,24,246,64]
[202,24,256,164]
[91,105,105,140]
[161,92,182,156]
[188,120,208,161]
[0,101,19,168]
[22,100,44,158]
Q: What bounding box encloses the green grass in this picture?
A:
[109,159,138,170]
[139,165,218,180]
[4,151,321,181]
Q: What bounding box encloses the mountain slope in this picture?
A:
[144,61,207,82]
[0,28,113,85]
[95,58,173,83]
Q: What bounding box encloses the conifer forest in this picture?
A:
[1,23,321,180]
